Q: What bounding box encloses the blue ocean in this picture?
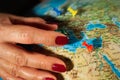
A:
[33,0,67,16]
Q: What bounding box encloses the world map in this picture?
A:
[1,0,120,80]
[34,0,120,80]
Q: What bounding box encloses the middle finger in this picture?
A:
[0,43,66,73]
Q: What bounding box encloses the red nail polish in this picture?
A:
[55,36,68,45]
[44,77,55,80]
[52,64,66,72]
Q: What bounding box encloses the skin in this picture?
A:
[0,13,67,80]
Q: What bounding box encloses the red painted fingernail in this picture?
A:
[52,64,66,72]
[55,36,68,45]
[44,77,55,80]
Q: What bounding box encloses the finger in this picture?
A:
[9,14,46,24]
[0,66,23,80]
[9,15,58,30]
[0,25,68,46]
[0,58,56,80]
[0,43,67,73]
[0,14,12,25]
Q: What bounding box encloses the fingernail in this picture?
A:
[52,64,66,72]
[55,36,68,45]
[44,77,55,80]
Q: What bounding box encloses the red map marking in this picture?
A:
[82,41,93,52]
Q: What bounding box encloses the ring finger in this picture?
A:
[0,58,56,80]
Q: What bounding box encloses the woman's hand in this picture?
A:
[0,13,68,80]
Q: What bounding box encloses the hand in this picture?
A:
[0,13,68,80]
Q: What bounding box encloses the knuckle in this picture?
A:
[14,54,28,66]
[38,55,48,69]
[6,77,14,80]
[5,77,10,80]
[10,64,20,77]
[18,31,33,43]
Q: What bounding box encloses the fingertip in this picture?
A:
[49,57,67,73]
[43,74,57,80]
[44,77,56,80]
[49,24,58,30]
[34,30,69,46]
[52,63,66,73]
[42,23,58,30]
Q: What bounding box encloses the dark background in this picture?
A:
[0,0,40,15]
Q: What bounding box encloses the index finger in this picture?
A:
[0,24,68,46]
